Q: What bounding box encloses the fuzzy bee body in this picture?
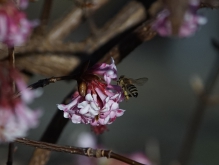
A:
[117,75,148,100]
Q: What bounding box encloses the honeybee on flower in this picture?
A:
[57,58,125,127]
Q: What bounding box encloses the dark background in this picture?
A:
[0,1,219,165]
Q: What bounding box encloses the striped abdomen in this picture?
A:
[127,84,138,97]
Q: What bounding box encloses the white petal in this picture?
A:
[63,112,69,118]
[89,108,99,116]
[105,97,110,103]
[79,105,89,114]
[57,104,65,110]
[90,102,99,111]
[78,101,88,108]
[85,93,93,102]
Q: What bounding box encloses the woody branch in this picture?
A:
[16,138,145,165]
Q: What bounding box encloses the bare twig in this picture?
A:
[46,0,108,41]
[100,20,156,64]
[83,0,147,54]
[200,0,219,8]
[16,138,145,165]
[9,1,148,77]
[9,0,146,57]
[27,75,78,90]
[8,47,15,68]
[178,39,219,165]
[0,1,216,72]
[33,0,54,35]
[13,75,78,99]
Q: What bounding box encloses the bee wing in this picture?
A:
[131,77,148,86]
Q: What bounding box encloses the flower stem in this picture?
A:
[33,0,54,35]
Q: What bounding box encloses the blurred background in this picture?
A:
[0,0,219,165]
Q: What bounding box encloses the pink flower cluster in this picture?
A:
[0,64,41,143]
[152,0,207,37]
[0,0,37,47]
[57,58,125,127]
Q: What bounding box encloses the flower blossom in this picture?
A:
[0,64,41,143]
[152,0,207,37]
[106,152,153,165]
[57,58,125,129]
[11,0,29,9]
[0,0,38,47]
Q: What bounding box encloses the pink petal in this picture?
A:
[95,87,107,102]
[99,116,110,125]
[104,75,111,84]
[116,109,125,117]
[110,111,116,118]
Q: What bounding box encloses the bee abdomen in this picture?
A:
[127,84,138,97]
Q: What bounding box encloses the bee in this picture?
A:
[117,75,148,100]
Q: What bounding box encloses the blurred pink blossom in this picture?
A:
[0,1,38,47]
[57,58,125,129]
[11,0,29,9]
[152,0,207,37]
[105,152,153,165]
[0,65,41,143]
